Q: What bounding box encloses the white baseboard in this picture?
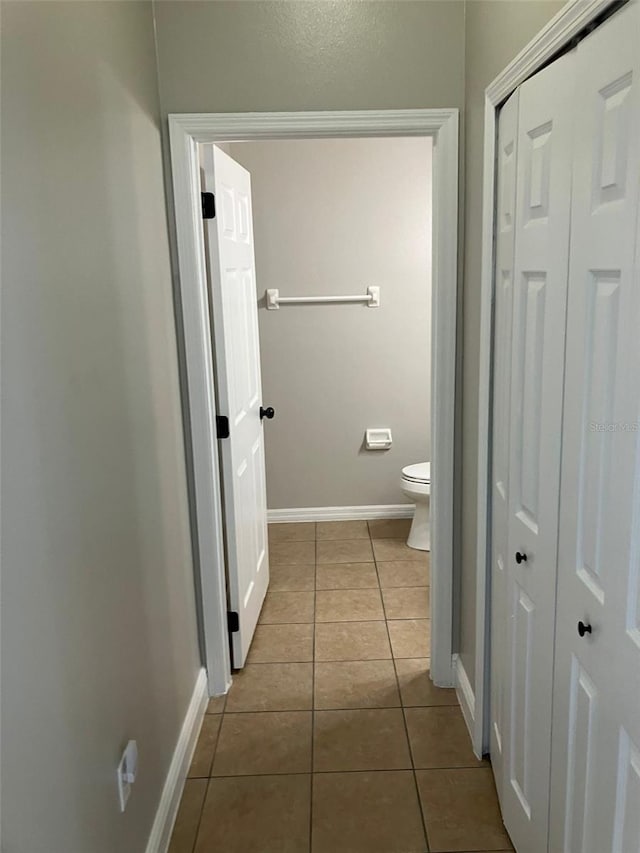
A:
[145,667,209,853]
[454,654,480,757]
[267,504,415,523]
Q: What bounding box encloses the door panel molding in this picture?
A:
[169,109,459,694]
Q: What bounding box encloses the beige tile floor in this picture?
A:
[169,520,513,853]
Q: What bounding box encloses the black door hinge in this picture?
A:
[227,611,240,633]
[216,415,229,439]
[201,191,216,219]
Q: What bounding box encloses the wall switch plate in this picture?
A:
[117,739,138,812]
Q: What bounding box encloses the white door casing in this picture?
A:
[549,4,640,851]
[490,87,520,796]
[501,50,576,853]
[169,110,458,695]
[200,144,269,668]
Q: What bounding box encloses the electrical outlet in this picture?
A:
[117,740,138,812]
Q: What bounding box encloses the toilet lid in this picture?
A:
[402,462,431,484]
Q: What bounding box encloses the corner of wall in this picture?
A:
[454,653,480,758]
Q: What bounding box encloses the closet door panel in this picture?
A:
[549,3,640,851]
[612,731,640,853]
[502,48,576,853]
[490,88,520,798]
[562,658,600,853]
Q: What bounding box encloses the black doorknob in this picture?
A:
[260,406,275,420]
[515,551,527,564]
[578,621,592,637]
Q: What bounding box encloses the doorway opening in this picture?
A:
[168,110,458,697]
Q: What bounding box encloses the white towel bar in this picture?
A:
[266,286,380,310]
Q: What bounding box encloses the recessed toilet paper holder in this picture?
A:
[365,428,392,450]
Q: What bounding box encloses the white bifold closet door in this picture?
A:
[549,4,640,852]
[496,49,576,853]
[490,86,519,793]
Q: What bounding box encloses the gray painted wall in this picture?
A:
[1,3,201,850]
[153,1,466,115]
[229,137,432,509]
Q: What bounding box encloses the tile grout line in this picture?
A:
[189,703,226,853]
[193,765,488,780]
[219,699,460,715]
[309,526,317,853]
[372,526,432,853]
[262,616,428,626]
[206,704,225,777]
[189,776,211,853]
[271,583,429,592]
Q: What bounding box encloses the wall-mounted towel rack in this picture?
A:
[266,286,380,310]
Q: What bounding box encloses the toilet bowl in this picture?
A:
[400,462,431,551]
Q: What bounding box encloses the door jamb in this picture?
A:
[168,109,459,696]
[474,0,619,754]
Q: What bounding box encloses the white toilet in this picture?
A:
[400,462,431,551]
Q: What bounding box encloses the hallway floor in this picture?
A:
[169,519,513,853]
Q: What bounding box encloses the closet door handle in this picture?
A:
[578,621,592,638]
[515,551,527,564]
[260,406,275,421]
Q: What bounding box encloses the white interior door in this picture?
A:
[549,5,640,851]
[490,86,520,798]
[501,49,575,853]
[200,144,270,668]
